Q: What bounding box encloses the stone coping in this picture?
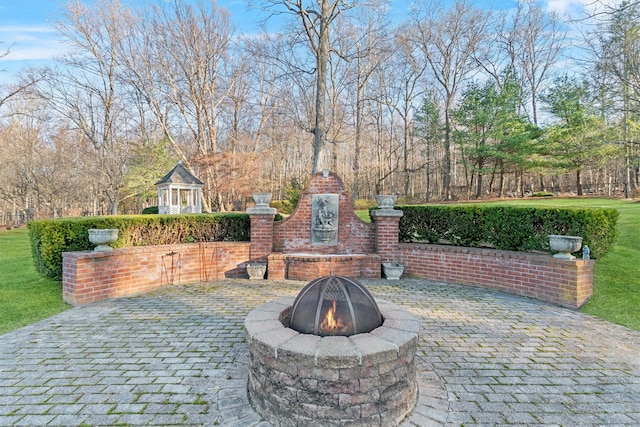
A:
[272,252,371,257]
[370,208,404,218]
[269,252,377,263]
[244,296,420,367]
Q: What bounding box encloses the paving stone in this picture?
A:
[110,402,146,414]
[503,411,539,424]
[0,416,24,426]
[175,403,210,415]
[0,278,638,426]
[151,413,187,425]
[15,404,52,415]
[142,402,178,414]
[46,403,85,415]
[114,413,157,425]
[400,411,445,426]
[167,393,199,404]
[11,414,56,425]
[77,403,115,415]
[75,394,112,404]
[78,414,122,425]
[48,414,91,426]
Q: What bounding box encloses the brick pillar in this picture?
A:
[371,208,403,262]
[247,205,277,263]
[567,259,595,308]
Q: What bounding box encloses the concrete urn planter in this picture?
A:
[252,192,272,207]
[382,262,404,280]
[88,228,119,252]
[549,235,583,260]
[247,263,267,280]
[375,194,398,209]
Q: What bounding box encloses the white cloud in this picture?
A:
[546,0,583,15]
[0,25,67,61]
[4,44,66,62]
[544,0,620,18]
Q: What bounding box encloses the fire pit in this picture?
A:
[245,276,419,426]
[289,275,383,336]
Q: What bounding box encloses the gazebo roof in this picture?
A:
[155,162,203,186]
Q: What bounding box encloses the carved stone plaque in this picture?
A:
[311,194,339,245]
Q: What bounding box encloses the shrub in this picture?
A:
[28,213,250,280]
[354,199,376,210]
[397,205,618,259]
[532,191,555,197]
[271,200,292,214]
[281,179,305,214]
[142,206,159,214]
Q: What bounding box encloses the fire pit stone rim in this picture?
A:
[244,298,419,367]
[370,326,418,355]
[248,327,299,358]
[315,336,362,369]
[376,301,417,319]
[349,334,400,365]
[245,297,291,319]
[277,333,322,360]
[244,319,285,337]
[382,318,421,335]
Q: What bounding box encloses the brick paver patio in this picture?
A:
[1,278,639,426]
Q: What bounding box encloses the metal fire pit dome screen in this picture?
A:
[289,275,383,336]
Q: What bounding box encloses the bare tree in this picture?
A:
[0,43,46,113]
[252,0,358,174]
[0,97,88,221]
[410,0,488,200]
[0,109,40,223]
[387,26,428,197]
[588,0,640,196]
[517,0,565,125]
[30,0,136,215]
[339,8,392,198]
[118,0,236,210]
[242,31,316,191]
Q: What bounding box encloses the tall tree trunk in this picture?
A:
[353,82,362,199]
[443,109,452,200]
[312,0,330,174]
[576,169,583,196]
[476,171,483,198]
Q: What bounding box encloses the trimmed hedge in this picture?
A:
[28,213,250,280]
[395,205,618,259]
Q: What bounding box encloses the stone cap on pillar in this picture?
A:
[247,206,277,215]
[370,208,403,218]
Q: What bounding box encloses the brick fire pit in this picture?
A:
[245,296,419,426]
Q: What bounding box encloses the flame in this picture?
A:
[320,300,344,332]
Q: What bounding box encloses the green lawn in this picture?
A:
[0,227,69,335]
[2,198,639,335]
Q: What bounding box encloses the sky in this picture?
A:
[0,0,270,81]
[1,0,597,85]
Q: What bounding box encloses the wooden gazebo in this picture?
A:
[155,162,203,214]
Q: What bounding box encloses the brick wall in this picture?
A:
[399,243,593,309]
[267,253,382,280]
[63,240,593,308]
[63,242,250,305]
[272,171,376,254]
